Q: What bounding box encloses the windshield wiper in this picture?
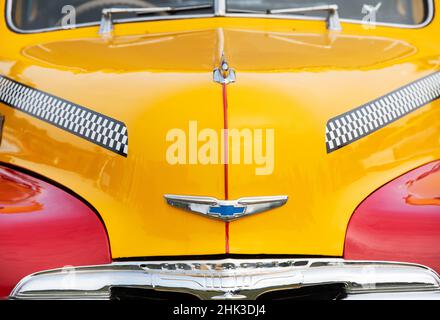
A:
[229,4,342,31]
[99,4,213,35]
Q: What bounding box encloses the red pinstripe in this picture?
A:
[222,83,230,253]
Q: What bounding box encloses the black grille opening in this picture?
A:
[110,284,347,301]
[110,287,200,301]
[256,284,347,301]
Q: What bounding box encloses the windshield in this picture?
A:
[228,0,430,25]
[9,0,431,32]
[9,0,214,31]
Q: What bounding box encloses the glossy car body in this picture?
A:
[1,0,440,300]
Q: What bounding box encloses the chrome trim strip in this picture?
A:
[5,0,434,34]
[10,259,440,300]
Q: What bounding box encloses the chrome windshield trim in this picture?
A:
[5,0,434,34]
[10,258,440,300]
[214,0,226,16]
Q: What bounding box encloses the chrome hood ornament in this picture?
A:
[164,195,288,221]
[213,56,236,85]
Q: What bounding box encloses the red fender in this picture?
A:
[345,160,440,273]
[0,165,111,299]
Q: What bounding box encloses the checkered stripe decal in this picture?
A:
[0,75,128,156]
[326,72,440,153]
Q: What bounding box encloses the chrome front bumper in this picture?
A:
[10,258,440,300]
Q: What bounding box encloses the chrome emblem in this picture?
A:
[164,195,288,221]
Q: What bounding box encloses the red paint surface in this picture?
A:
[225,222,230,254]
[345,160,440,274]
[222,83,230,253]
[222,83,229,200]
[0,166,111,299]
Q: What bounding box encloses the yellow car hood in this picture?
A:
[1,19,440,258]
